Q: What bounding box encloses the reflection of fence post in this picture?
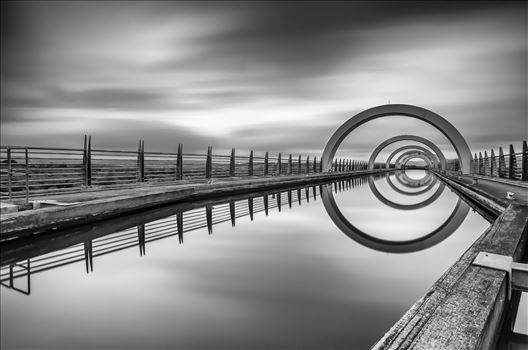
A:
[490,149,495,177]
[248,150,254,176]
[264,152,269,175]
[229,202,235,226]
[206,206,213,234]
[176,144,183,180]
[83,240,93,273]
[522,141,528,181]
[229,148,235,177]
[25,148,29,203]
[177,212,183,244]
[287,154,292,175]
[248,198,254,221]
[205,146,212,179]
[509,144,516,180]
[498,147,505,178]
[137,224,146,256]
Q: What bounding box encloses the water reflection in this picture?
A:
[2,171,474,291]
[0,171,492,349]
[1,181,333,285]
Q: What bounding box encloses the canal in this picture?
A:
[0,170,492,348]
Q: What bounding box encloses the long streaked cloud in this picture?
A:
[1,1,526,156]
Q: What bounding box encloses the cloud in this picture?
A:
[0,1,526,157]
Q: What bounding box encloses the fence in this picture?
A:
[0,135,376,201]
[470,141,527,181]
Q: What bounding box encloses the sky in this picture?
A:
[1,1,526,160]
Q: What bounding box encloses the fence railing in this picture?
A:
[0,135,378,201]
[470,141,527,181]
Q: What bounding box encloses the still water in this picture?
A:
[1,170,491,349]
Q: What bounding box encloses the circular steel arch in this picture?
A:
[367,135,446,170]
[395,151,434,168]
[386,145,440,169]
[321,104,471,173]
[321,183,469,253]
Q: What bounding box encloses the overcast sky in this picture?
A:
[1,1,526,159]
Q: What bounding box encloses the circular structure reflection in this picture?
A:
[322,180,470,253]
[387,172,436,196]
[396,170,432,186]
[368,175,446,210]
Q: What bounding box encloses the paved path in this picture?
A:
[455,174,528,206]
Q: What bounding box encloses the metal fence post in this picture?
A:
[137,140,144,182]
[319,158,323,173]
[264,152,269,176]
[509,144,516,180]
[230,148,235,177]
[522,141,528,181]
[298,155,301,174]
[83,135,88,186]
[141,140,145,182]
[313,156,317,173]
[176,143,183,180]
[490,149,495,177]
[478,152,483,175]
[7,147,12,200]
[287,154,292,175]
[306,156,310,174]
[498,147,505,178]
[484,151,489,176]
[25,148,29,203]
[206,146,212,179]
[248,150,254,176]
[277,153,282,175]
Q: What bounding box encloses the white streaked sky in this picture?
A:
[1,1,526,158]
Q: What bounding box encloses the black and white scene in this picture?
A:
[1,1,527,349]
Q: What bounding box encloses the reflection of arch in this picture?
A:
[395,151,433,168]
[386,145,440,169]
[321,183,470,253]
[388,173,436,196]
[368,176,446,210]
[321,105,470,173]
[396,170,432,187]
[368,135,446,170]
